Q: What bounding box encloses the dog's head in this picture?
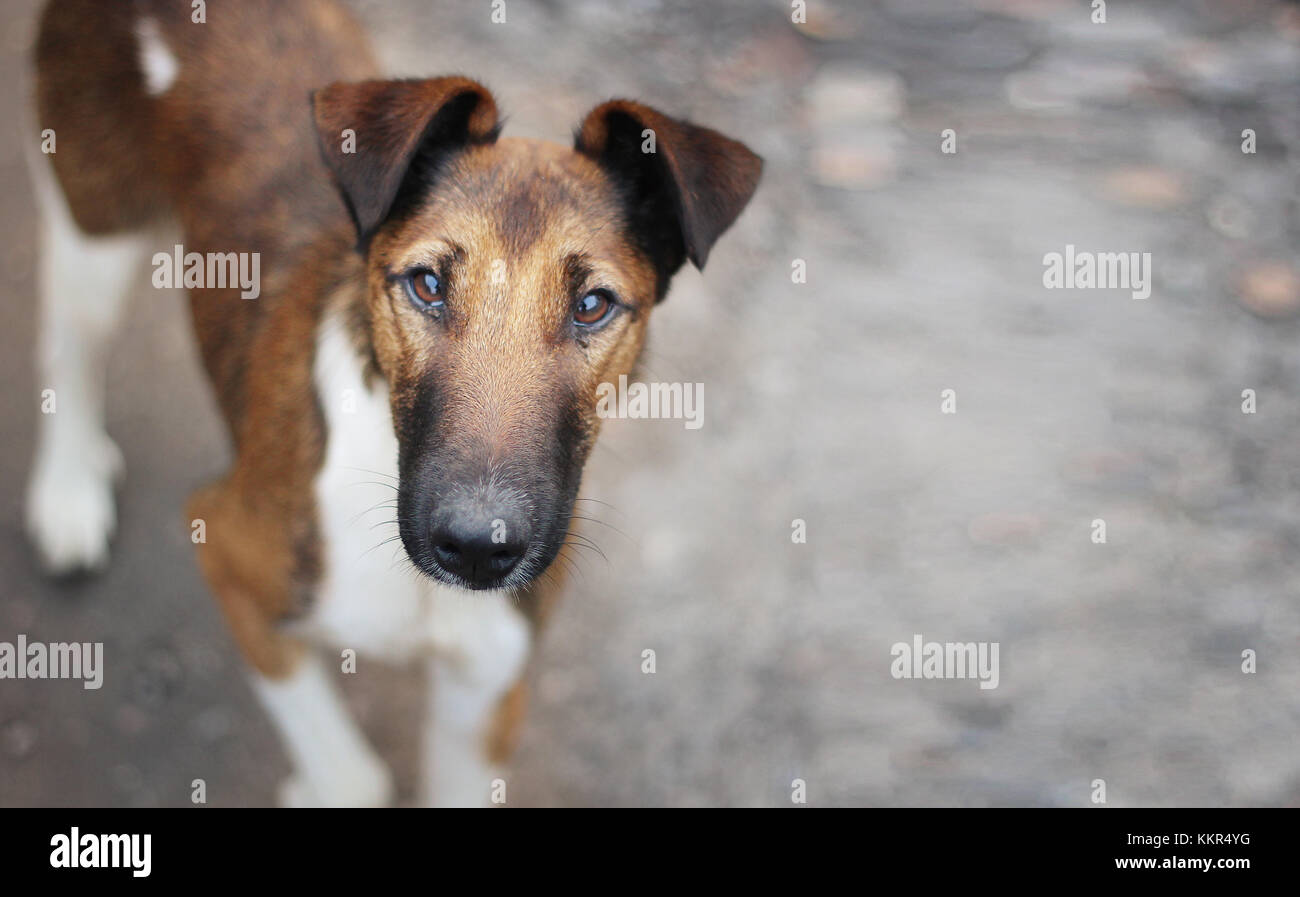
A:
[312,76,760,590]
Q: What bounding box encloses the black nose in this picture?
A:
[427,502,530,587]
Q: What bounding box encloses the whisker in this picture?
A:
[566,513,634,543]
[564,532,609,563]
[361,531,403,560]
[344,479,399,488]
[344,467,399,482]
[563,540,609,569]
[553,546,583,582]
[573,496,626,517]
[346,499,399,527]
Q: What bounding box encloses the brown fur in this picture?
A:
[33,0,760,774]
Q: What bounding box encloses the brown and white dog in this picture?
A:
[25,0,760,805]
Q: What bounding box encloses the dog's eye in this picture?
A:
[404,270,444,311]
[574,290,615,327]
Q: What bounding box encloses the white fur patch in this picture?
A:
[135,17,178,96]
[305,309,431,659]
[25,144,148,573]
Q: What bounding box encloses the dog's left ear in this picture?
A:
[312,77,500,246]
[575,100,762,291]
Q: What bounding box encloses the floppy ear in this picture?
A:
[575,100,762,291]
[312,76,499,246]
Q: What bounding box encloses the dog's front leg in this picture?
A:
[422,591,531,807]
[190,484,393,808]
[252,649,394,808]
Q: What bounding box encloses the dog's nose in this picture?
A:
[427,503,530,587]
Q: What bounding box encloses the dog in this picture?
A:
[25,0,760,806]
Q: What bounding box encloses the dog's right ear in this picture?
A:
[312,77,499,247]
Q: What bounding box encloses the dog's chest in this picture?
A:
[304,313,432,659]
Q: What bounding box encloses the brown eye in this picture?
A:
[404,270,443,310]
[574,290,615,327]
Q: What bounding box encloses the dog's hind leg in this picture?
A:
[24,147,152,574]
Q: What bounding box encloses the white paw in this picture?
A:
[276,760,394,808]
[25,434,123,575]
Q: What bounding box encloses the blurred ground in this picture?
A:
[1,0,1299,807]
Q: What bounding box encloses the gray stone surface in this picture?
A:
[1,0,1297,807]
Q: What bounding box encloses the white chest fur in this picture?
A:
[305,311,430,659]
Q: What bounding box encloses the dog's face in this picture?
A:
[363,140,654,591]
[314,78,760,590]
